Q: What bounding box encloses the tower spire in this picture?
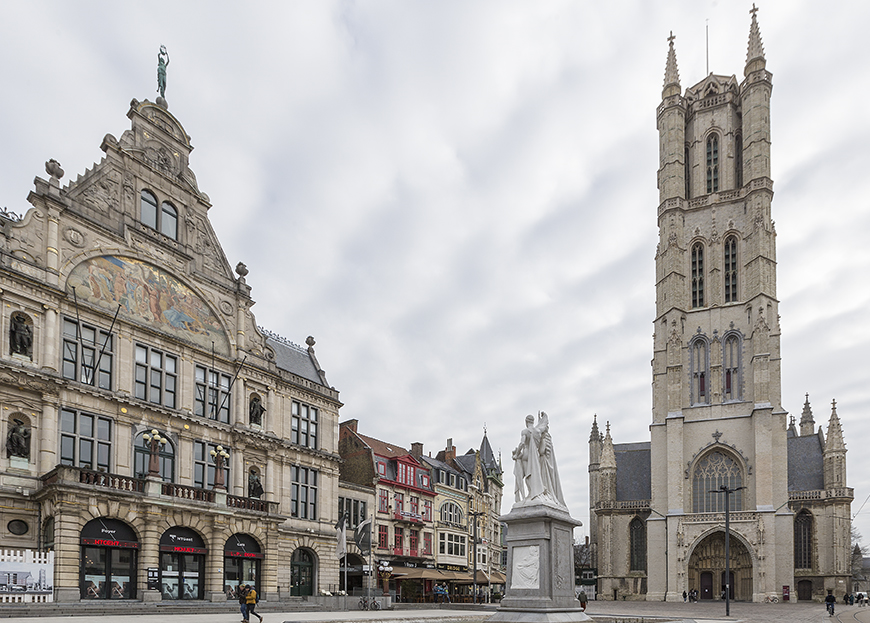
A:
[745,3,766,76]
[825,399,845,452]
[663,31,681,98]
[799,393,815,436]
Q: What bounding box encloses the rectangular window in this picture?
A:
[420,473,430,488]
[62,319,113,389]
[378,489,389,513]
[291,465,318,520]
[291,400,318,449]
[409,530,418,554]
[194,365,231,423]
[339,497,368,529]
[410,496,419,515]
[193,441,230,489]
[440,533,466,556]
[394,527,403,551]
[422,500,432,522]
[60,408,112,472]
[423,532,432,555]
[378,525,388,549]
[135,344,177,409]
[394,493,404,513]
[377,461,386,476]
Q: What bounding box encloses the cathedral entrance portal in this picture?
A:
[687,532,752,601]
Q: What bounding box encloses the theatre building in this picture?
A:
[0,93,343,602]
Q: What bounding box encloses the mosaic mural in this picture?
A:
[67,256,230,354]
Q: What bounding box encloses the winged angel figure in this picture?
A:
[511,412,566,507]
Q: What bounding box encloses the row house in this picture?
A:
[0,93,345,602]
[338,420,436,596]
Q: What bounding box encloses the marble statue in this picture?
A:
[6,419,30,459]
[248,470,264,499]
[9,313,32,358]
[249,394,265,426]
[511,411,565,507]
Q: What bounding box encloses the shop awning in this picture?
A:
[390,566,446,580]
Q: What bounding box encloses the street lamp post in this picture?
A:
[210,445,230,490]
[709,484,745,617]
[377,562,393,596]
[142,429,167,478]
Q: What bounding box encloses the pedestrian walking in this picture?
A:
[238,584,249,623]
[578,590,587,612]
[682,590,687,602]
[246,585,263,623]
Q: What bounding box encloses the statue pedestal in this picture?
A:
[490,503,590,623]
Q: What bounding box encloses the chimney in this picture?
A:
[341,419,359,433]
[445,438,456,463]
[411,442,423,459]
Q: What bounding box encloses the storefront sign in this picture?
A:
[80,518,139,548]
[159,527,207,555]
[224,533,263,559]
[81,538,139,549]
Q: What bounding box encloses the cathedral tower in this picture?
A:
[647,7,792,601]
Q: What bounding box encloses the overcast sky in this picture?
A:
[1,1,868,544]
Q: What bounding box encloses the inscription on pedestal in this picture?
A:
[511,545,540,589]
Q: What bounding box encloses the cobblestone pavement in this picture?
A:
[1,602,870,623]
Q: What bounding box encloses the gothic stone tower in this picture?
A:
[647,8,794,601]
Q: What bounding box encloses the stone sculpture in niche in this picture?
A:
[6,419,30,459]
[249,394,265,426]
[9,313,32,359]
[248,469,264,499]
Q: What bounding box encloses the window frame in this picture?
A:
[291,400,318,449]
[724,235,738,303]
[194,365,231,423]
[722,332,742,402]
[290,465,318,520]
[139,189,179,241]
[62,318,113,390]
[629,517,647,572]
[59,408,112,472]
[691,242,705,308]
[691,450,744,513]
[794,511,813,570]
[706,133,720,194]
[133,431,175,482]
[135,344,178,409]
[690,336,710,406]
[193,441,230,489]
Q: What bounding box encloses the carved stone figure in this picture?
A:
[157,45,170,99]
[6,419,30,459]
[511,411,565,507]
[249,394,266,426]
[9,313,32,358]
[248,470,264,499]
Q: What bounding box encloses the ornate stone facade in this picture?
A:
[0,96,345,602]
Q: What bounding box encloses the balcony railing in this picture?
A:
[394,511,423,524]
[41,466,275,514]
[162,482,215,503]
[78,469,145,493]
[789,488,853,502]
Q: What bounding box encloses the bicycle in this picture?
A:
[763,594,779,603]
[359,595,380,610]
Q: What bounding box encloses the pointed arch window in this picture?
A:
[629,517,646,572]
[722,333,742,402]
[724,236,738,303]
[692,451,743,513]
[690,337,709,405]
[794,511,813,569]
[706,134,719,193]
[691,243,705,308]
[734,133,743,188]
[684,145,691,200]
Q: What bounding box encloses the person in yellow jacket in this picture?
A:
[245,585,263,622]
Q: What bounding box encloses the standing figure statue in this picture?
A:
[157,45,170,99]
[249,395,266,426]
[6,419,31,459]
[9,313,32,358]
[511,411,566,507]
[248,469,264,499]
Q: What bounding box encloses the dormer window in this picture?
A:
[140,189,178,240]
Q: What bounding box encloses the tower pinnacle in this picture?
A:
[745,4,766,76]
[799,393,815,436]
[663,31,681,98]
[825,399,845,452]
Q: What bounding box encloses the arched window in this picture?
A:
[722,333,741,402]
[691,243,705,308]
[440,502,463,526]
[629,517,646,572]
[692,451,743,513]
[140,190,158,230]
[133,431,175,482]
[706,134,719,193]
[734,133,743,188]
[794,511,813,569]
[161,202,178,239]
[690,337,709,405]
[724,236,738,303]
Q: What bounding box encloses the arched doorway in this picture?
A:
[159,527,206,599]
[80,518,138,599]
[342,553,365,594]
[223,533,262,599]
[290,548,315,596]
[687,531,752,601]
